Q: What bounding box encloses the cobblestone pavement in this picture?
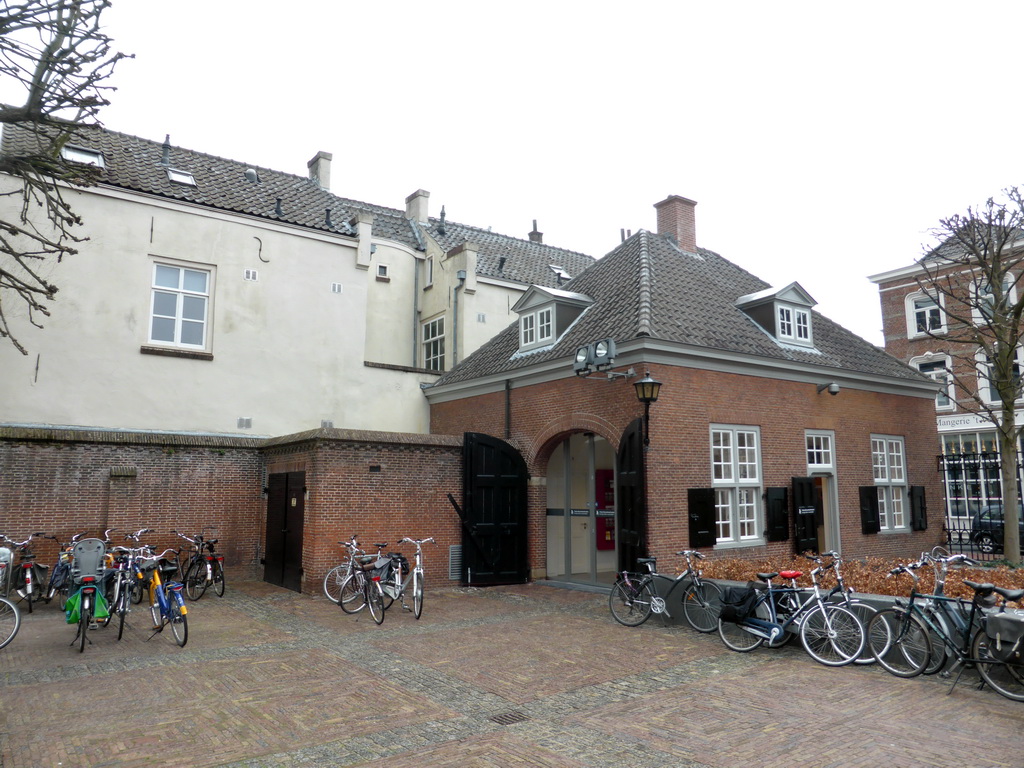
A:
[1,581,1021,768]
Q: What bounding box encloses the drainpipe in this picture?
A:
[453,270,466,367]
[412,251,420,367]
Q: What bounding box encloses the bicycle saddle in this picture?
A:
[756,572,778,582]
[780,570,803,580]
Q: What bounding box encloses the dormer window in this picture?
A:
[511,285,593,353]
[61,145,104,168]
[736,282,817,349]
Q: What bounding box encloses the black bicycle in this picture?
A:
[609,550,724,633]
[175,529,225,600]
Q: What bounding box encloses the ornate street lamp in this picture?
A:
[634,372,662,446]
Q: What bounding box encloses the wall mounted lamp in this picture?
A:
[634,371,662,446]
[816,382,840,396]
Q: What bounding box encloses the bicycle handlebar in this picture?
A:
[675,549,705,559]
[399,537,435,546]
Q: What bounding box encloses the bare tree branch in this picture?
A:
[0,0,129,354]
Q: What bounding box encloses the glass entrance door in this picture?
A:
[545,433,617,586]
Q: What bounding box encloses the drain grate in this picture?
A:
[490,710,529,725]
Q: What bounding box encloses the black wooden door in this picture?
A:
[264,471,305,592]
[461,433,529,585]
[792,476,818,554]
[616,418,645,572]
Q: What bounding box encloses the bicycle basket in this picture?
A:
[985,612,1024,663]
[719,586,759,623]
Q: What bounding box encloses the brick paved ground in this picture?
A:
[0,581,1021,768]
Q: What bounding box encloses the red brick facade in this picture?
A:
[430,363,944,570]
[0,428,463,595]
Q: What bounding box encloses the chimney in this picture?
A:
[307,151,332,190]
[528,219,543,243]
[654,195,697,252]
[405,189,430,223]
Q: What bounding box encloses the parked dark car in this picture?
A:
[970,504,1024,554]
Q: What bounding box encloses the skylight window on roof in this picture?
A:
[549,265,571,281]
[61,145,104,168]
[167,169,196,186]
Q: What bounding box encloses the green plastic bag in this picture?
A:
[65,587,110,624]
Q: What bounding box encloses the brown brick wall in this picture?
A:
[431,364,944,571]
[0,430,264,573]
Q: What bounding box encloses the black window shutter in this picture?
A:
[859,486,881,534]
[910,486,927,531]
[765,487,789,542]
[688,488,716,549]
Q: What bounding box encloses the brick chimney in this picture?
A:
[654,195,697,252]
[405,189,430,223]
[307,151,332,190]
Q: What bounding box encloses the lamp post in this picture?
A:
[634,371,662,447]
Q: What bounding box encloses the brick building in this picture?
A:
[426,196,943,587]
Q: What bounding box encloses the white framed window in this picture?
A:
[425,256,434,287]
[905,292,945,337]
[167,168,196,186]
[61,145,104,167]
[972,276,1017,325]
[376,264,390,280]
[871,435,907,531]
[520,306,554,349]
[912,355,953,410]
[243,269,258,282]
[149,262,211,349]
[806,431,834,470]
[520,313,536,346]
[422,316,445,371]
[976,347,1024,405]
[711,425,762,545]
[777,304,812,345]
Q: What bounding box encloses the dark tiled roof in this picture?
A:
[0,123,594,288]
[434,230,922,386]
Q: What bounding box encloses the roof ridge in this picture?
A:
[636,230,654,337]
[428,217,593,258]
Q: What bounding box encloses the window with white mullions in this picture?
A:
[711,425,762,545]
[150,264,210,348]
[422,317,445,371]
[806,431,834,469]
[872,435,907,530]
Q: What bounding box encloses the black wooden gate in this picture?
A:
[264,471,305,592]
[792,476,818,554]
[458,433,529,585]
[616,418,646,572]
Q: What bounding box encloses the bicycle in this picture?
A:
[104,538,150,641]
[138,548,188,646]
[0,596,19,650]
[717,565,866,666]
[609,550,724,633]
[867,558,1024,701]
[811,550,879,665]
[0,535,13,599]
[372,537,436,620]
[334,538,388,616]
[43,532,85,609]
[9,533,48,613]
[67,537,107,653]
[174,529,225,600]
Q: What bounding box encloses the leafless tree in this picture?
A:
[0,0,129,354]
[916,190,1024,564]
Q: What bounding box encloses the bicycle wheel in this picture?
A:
[609,579,654,627]
[131,577,145,605]
[718,616,765,652]
[412,570,423,620]
[682,580,723,633]
[149,593,162,629]
[338,573,366,614]
[323,565,347,603]
[868,608,931,677]
[920,607,952,675]
[79,592,91,653]
[213,559,225,597]
[168,593,188,647]
[799,604,865,667]
[0,597,20,650]
[365,581,385,625]
[973,627,1024,702]
[116,589,129,641]
[839,599,878,665]
[185,560,208,601]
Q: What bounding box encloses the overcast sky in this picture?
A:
[55,2,1024,344]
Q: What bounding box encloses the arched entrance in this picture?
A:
[545,432,618,586]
